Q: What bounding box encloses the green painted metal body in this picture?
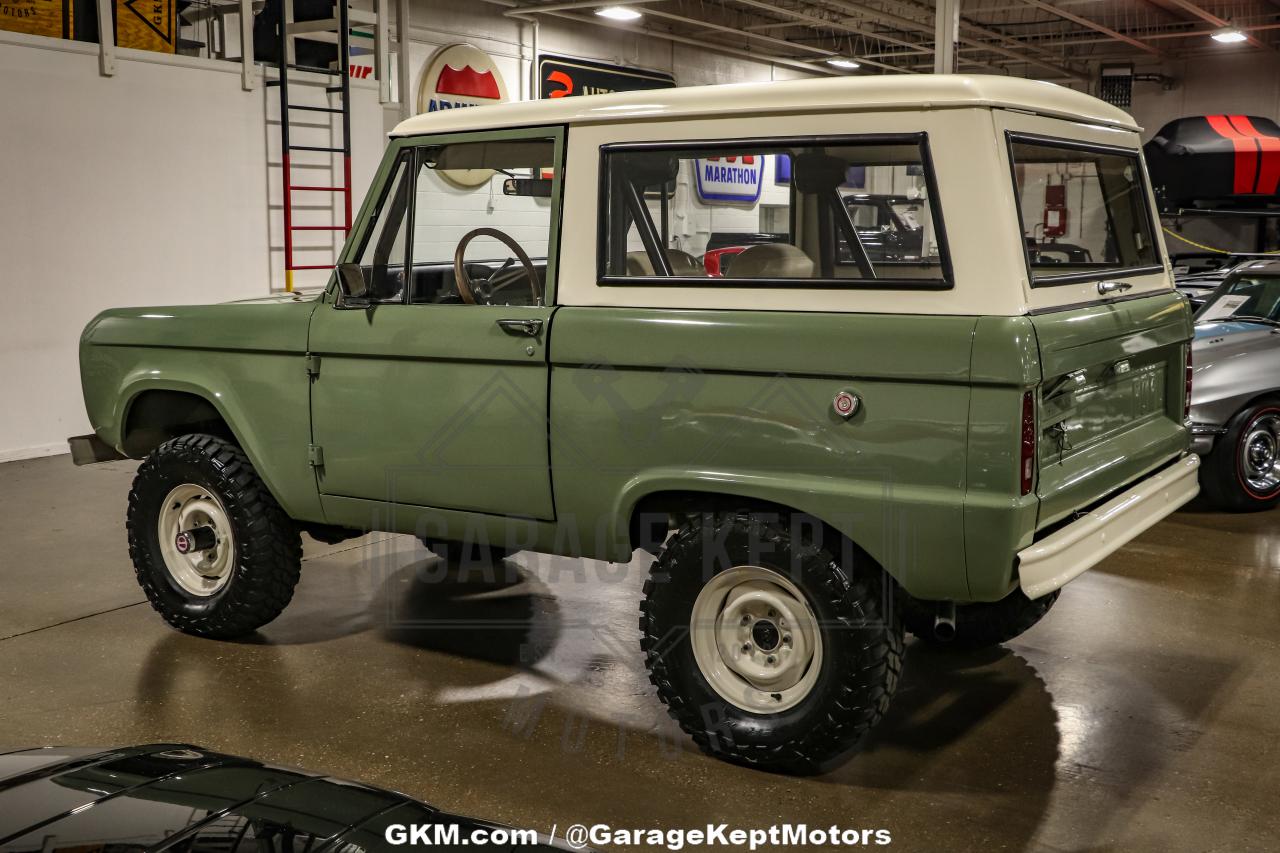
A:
[78,288,1192,604]
[77,127,1193,604]
[78,294,324,522]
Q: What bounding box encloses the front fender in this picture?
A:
[610,466,969,601]
[82,347,321,523]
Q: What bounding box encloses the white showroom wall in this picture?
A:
[0,33,384,461]
[0,2,816,462]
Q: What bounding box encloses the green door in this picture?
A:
[308,129,564,521]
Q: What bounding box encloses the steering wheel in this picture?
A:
[453,227,542,306]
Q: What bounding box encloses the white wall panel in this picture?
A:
[0,35,383,460]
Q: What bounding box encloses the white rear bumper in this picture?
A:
[1018,453,1200,599]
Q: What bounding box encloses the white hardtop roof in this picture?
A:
[391,74,1139,138]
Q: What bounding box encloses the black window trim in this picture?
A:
[595,132,954,291]
[1004,130,1165,288]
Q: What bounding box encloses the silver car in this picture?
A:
[1191,259,1280,510]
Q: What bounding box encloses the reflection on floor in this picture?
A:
[2,455,1279,852]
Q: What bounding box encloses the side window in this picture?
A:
[599,136,949,287]
[356,155,412,303]
[1008,136,1160,284]
[349,135,559,306]
[407,137,557,306]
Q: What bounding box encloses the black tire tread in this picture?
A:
[127,433,302,639]
[638,512,903,774]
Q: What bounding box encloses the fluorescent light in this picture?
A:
[1212,27,1248,43]
[826,58,861,69]
[596,5,643,20]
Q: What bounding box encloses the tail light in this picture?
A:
[1020,390,1036,496]
[1184,344,1194,419]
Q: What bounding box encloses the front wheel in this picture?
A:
[639,513,903,774]
[1201,399,1280,512]
[127,434,302,639]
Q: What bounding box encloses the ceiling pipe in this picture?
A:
[1018,0,1165,56]
[818,0,1087,80]
[638,4,915,73]
[485,0,841,77]
[1158,0,1277,54]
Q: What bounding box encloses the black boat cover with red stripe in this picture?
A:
[1144,115,1280,210]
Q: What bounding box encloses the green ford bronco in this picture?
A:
[74,75,1200,773]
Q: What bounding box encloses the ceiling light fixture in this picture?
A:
[596,5,643,21]
[826,58,861,69]
[1211,26,1248,43]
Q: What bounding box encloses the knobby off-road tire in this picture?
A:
[639,512,904,774]
[902,587,1059,650]
[127,434,302,639]
[1200,398,1280,512]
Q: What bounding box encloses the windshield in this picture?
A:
[1197,274,1280,323]
[1009,136,1160,285]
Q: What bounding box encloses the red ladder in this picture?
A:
[266,1,353,292]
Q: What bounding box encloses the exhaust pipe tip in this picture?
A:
[933,602,957,642]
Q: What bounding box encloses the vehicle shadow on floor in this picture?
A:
[825,644,1058,791]
[372,556,563,669]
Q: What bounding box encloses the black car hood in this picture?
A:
[0,745,573,852]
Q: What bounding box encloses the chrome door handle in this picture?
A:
[496,318,543,337]
[1097,280,1134,295]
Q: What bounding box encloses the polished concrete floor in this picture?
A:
[2,453,1280,852]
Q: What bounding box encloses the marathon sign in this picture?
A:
[695,155,765,204]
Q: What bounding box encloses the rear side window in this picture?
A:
[1008,135,1161,286]
[598,135,951,289]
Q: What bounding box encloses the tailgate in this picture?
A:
[1031,292,1192,528]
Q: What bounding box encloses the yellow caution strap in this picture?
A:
[1162,226,1280,256]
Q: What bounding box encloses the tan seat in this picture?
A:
[626,250,703,277]
[729,243,815,279]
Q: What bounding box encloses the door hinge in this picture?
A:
[308,444,324,467]
[305,354,321,377]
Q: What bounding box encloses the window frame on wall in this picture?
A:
[1004,131,1164,289]
[594,132,955,291]
[333,125,568,307]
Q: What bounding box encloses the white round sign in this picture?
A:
[416,43,509,187]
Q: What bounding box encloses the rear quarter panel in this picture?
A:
[549,308,978,601]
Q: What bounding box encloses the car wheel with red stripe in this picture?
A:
[1202,398,1280,512]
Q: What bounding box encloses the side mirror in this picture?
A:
[336,263,368,300]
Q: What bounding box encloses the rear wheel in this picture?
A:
[1202,400,1280,512]
[639,512,903,774]
[902,588,1058,649]
[127,434,301,639]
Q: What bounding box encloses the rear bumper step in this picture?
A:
[1018,453,1200,599]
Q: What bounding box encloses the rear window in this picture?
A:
[1008,134,1161,286]
[598,135,951,289]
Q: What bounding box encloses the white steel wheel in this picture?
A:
[689,565,823,714]
[156,483,237,597]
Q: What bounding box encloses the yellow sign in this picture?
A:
[0,0,71,39]
[117,0,176,53]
